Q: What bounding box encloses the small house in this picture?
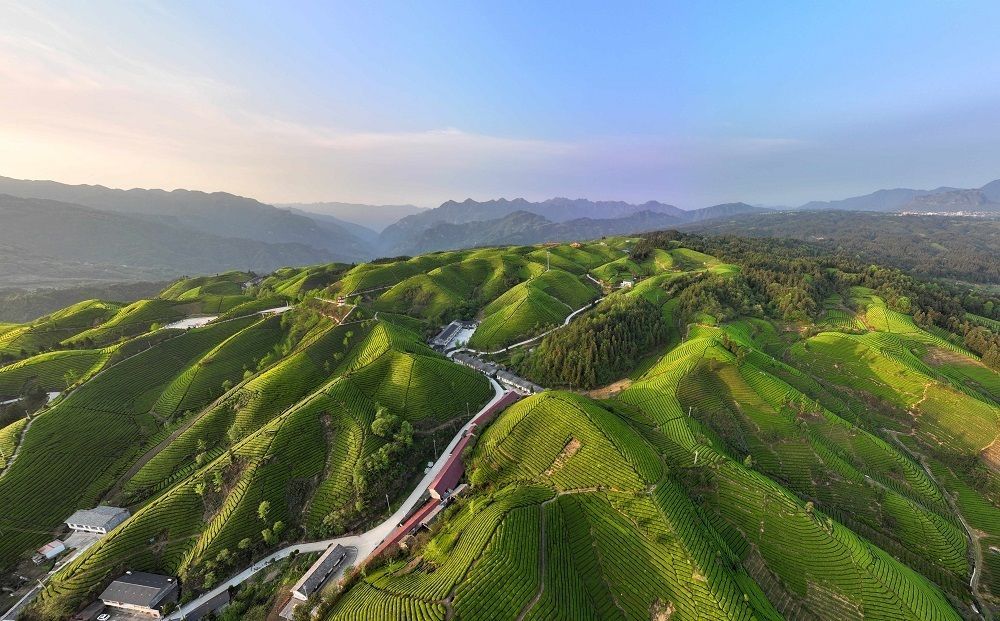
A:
[99,571,178,618]
[33,540,65,564]
[65,506,130,534]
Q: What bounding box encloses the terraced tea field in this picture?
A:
[0,239,995,621]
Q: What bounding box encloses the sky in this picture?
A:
[2,1,1000,209]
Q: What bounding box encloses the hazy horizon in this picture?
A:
[3,1,1000,208]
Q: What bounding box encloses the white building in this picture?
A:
[65,506,130,534]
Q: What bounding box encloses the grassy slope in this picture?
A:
[36,320,493,616]
[3,237,996,620]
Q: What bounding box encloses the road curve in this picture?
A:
[169,376,505,620]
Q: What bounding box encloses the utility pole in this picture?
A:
[433,436,438,459]
[385,493,391,513]
[546,249,550,271]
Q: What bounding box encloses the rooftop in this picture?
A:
[292,544,347,599]
[66,505,129,526]
[100,571,176,608]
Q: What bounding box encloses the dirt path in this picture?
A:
[515,499,551,621]
[584,378,632,399]
[884,429,990,620]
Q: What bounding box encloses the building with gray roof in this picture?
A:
[99,571,178,618]
[291,543,348,601]
[65,505,130,534]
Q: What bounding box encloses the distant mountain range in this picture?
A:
[0,176,370,260]
[0,194,333,286]
[0,173,997,290]
[280,201,426,232]
[379,198,767,255]
[798,179,1000,213]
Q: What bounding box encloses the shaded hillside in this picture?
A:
[0,194,335,286]
[684,210,1000,284]
[0,176,374,260]
[382,199,766,255]
[281,202,427,232]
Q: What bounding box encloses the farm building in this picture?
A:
[451,352,498,375]
[430,320,477,350]
[33,540,65,563]
[183,589,230,620]
[291,543,348,601]
[99,571,178,618]
[620,279,635,288]
[496,370,544,394]
[369,499,443,561]
[69,601,106,621]
[470,390,521,427]
[429,431,475,500]
[65,505,130,534]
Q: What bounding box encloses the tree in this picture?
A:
[257,500,270,522]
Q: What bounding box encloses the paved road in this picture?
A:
[168,376,505,620]
[1,535,101,621]
[463,297,603,355]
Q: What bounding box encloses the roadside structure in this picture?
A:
[32,540,65,564]
[291,544,348,601]
[69,601,106,621]
[65,506,130,534]
[99,571,178,618]
[451,352,498,375]
[430,320,477,350]
[496,370,544,394]
[429,431,475,500]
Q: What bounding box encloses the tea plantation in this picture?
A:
[0,238,994,621]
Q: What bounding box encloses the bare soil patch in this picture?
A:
[544,437,581,476]
[585,378,632,399]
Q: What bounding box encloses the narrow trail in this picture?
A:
[884,429,990,620]
[515,502,549,621]
[463,297,603,356]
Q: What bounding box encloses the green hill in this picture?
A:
[0,233,995,620]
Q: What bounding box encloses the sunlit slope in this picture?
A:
[0,347,114,398]
[0,315,259,568]
[468,270,598,350]
[2,235,996,620]
[257,263,350,298]
[0,300,122,356]
[37,320,492,618]
[335,315,982,620]
[329,392,778,621]
[125,315,368,499]
[158,271,250,300]
[791,296,998,466]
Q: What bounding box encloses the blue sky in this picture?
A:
[2,1,1000,207]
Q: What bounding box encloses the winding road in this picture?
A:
[168,376,505,620]
[463,296,603,356]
